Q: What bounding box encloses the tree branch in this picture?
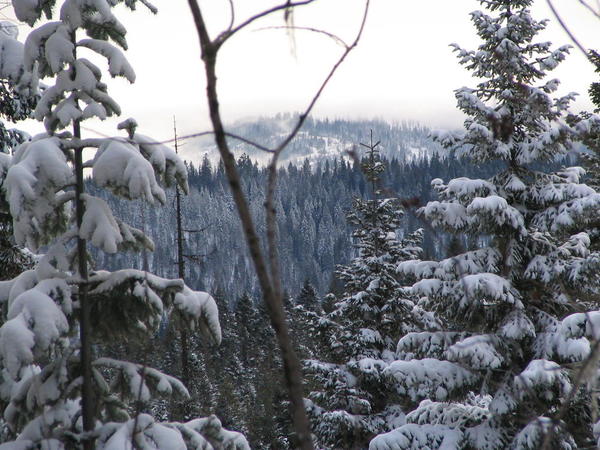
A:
[546,0,590,59]
[255,25,349,48]
[186,1,369,447]
[215,0,317,49]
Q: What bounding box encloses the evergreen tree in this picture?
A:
[288,279,322,359]
[0,2,248,448]
[588,50,600,112]
[296,279,319,311]
[305,137,438,448]
[0,22,36,281]
[372,2,600,448]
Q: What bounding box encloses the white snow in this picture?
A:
[92,139,167,204]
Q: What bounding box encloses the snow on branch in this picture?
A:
[133,133,189,194]
[384,359,478,402]
[93,357,189,402]
[5,137,72,250]
[92,139,166,204]
[173,286,222,345]
[369,424,464,450]
[78,39,135,82]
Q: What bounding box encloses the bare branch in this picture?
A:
[255,25,349,48]
[273,0,370,154]
[182,227,210,233]
[139,0,158,14]
[215,0,317,48]
[546,0,590,59]
[186,1,370,447]
[578,0,600,18]
[263,0,370,321]
[226,0,235,32]
[225,132,275,153]
[82,124,270,152]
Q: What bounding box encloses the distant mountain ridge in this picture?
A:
[181,114,444,167]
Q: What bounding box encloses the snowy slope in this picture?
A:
[181,115,444,167]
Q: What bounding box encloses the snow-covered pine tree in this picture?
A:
[0,1,248,448]
[0,21,37,281]
[304,137,438,449]
[371,1,600,448]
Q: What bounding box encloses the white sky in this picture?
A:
[4,0,599,144]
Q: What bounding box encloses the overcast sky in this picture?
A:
[4,0,599,144]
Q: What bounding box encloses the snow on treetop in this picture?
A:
[560,311,600,340]
[96,413,187,450]
[419,201,471,231]
[460,273,522,307]
[499,309,535,340]
[0,23,35,92]
[511,417,576,450]
[79,194,123,253]
[78,39,135,82]
[443,178,496,202]
[398,247,501,281]
[1,284,69,377]
[466,196,525,232]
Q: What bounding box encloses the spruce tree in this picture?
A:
[288,279,321,359]
[372,1,600,448]
[305,137,438,448]
[0,1,248,448]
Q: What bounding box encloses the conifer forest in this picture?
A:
[2,0,600,449]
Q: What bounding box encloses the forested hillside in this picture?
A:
[92,146,544,301]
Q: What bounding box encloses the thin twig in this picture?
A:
[546,0,590,59]
[226,0,235,32]
[81,125,272,152]
[273,1,370,154]
[254,25,349,48]
[263,0,370,348]
[215,0,317,48]
[577,0,600,18]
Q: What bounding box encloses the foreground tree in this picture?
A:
[305,142,438,448]
[372,1,600,448]
[0,21,36,280]
[0,1,247,448]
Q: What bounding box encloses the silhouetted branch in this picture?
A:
[215,0,317,48]
[255,25,349,48]
[546,0,590,59]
